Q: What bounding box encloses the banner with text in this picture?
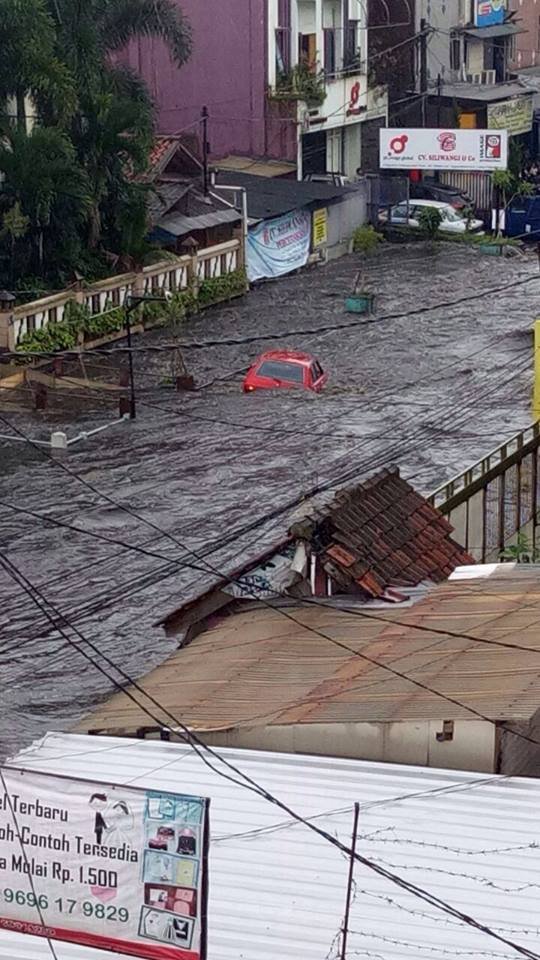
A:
[379,128,508,171]
[0,768,209,960]
[247,210,311,281]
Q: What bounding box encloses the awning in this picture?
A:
[156,208,241,238]
[462,23,525,39]
[215,155,297,178]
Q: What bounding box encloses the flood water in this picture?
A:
[0,244,536,758]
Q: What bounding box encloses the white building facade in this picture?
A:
[267,0,387,179]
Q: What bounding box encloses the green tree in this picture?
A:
[45,0,191,252]
[0,127,90,279]
[0,0,76,129]
[45,0,192,96]
[418,205,443,241]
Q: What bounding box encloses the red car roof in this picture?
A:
[254,350,316,366]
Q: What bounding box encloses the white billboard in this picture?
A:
[0,768,209,960]
[379,128,508,171]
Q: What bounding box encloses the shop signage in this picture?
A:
[0,768,209,960]
[308,73,368,130]
[475,0,506,27]
[379,128,508,171]
[247,209,311,281]
[312,208,328,247]
[487,97,534,136]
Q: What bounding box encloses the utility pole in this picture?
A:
[123,295,171,420]
[125,301,137,420]
[201,105,209,196]
[436,73,442,126]
[340,803,360,960]
[419,18,428,128]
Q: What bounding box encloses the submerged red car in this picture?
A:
[243,350,328,393]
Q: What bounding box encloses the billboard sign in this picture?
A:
[487,97,534,135]
[379,128,508,171]
[0,768,209,960]
[475,0,506,27]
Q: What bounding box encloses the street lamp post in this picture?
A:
[123,294,170,419]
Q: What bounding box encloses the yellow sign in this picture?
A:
[312,208,328,247]
[459,112,477,129]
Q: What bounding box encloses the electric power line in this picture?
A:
[1,549,540,960]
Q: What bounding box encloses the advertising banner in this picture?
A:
[379,128,508,171]
[487,97,534,135]
[474,0,506,27]
[0,768,209,960]
[247,209,311,282]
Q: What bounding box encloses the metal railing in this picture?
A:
[428,422,540,560]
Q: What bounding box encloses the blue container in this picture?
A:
[345,293,375,314]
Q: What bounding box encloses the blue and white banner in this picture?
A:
[247,210,311,282]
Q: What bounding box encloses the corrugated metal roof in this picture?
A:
[438,81,532,102]
[462,23,525,39]
[80,566,540,736]
[216,171,351,219]
[158,208,240,236]
[2,734,540,960]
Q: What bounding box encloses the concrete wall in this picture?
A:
[500,707,540,776]
[509,0,538,70]
[197,719,497,772]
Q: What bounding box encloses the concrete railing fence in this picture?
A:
[0,238,243,353]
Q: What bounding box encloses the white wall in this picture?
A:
[199,718,497,773]
[298,0,317,34]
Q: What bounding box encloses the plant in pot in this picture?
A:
[345,225,383,313]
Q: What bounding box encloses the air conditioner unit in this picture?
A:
[483,69,496,84]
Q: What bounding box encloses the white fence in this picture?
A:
[3,239,242,351]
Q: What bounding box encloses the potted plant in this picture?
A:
[345,269,374,314]
[345,226,382,313]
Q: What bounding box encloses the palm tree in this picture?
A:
[44,0,192,250]
[0,0,76,130]
[0,127,90,278]
[46,0,192,92]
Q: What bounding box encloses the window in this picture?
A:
[344,20,359,70]
[275,27,290,74]
[392,203,409,219]
[299,32,317,69]
[257,360,304,383]
[324,28,336,75]
[450,32,461,72]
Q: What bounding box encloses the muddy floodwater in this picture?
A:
[0,244,536,758]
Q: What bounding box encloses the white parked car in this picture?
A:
[380,199,484,234]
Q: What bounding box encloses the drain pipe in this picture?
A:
[210,184,248,249]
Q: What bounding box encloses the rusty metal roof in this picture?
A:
[80,565,540,736]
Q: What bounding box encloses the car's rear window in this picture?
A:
[258,360,304,382]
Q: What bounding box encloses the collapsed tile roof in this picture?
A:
[290,468,474,598]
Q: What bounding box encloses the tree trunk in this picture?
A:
[88,203,101,248]
[15,90,27,131]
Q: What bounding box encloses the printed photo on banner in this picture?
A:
[0,768,209,960]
